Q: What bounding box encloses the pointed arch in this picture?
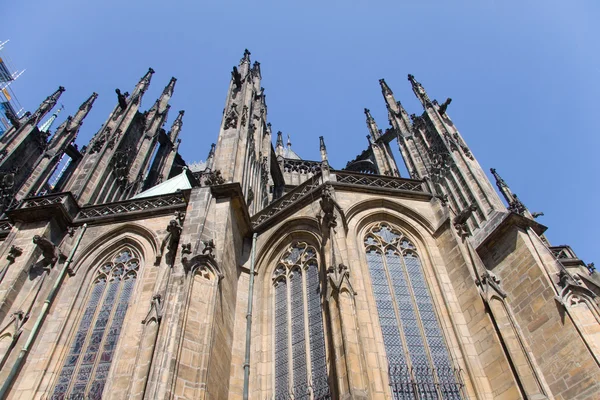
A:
[361,222,464,399]
[271,241,331,399]
[255,216,322,275]
[49,246,141,400]
[345,198,436,235]
[69,223,159,277]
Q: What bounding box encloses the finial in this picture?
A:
[379,78,393,96]
[364,108,380,140]
[162,77,177,95]
[319,136,327,151]
[206,143,216,170]
[240,49,251,64]
[168,110,185,143]
[407,74,430,105]
[79,92,99,111]
[29,86,66,125]
[207,143,216,158]
[287,134,291,148]
[490,168,527,215]
[251,61,262,78]
[276,131,283,148]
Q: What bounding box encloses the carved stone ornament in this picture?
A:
[33,235,60,266]
[115,88,128,110]
[476,270,507,301]
[326,263,356,300]
[319,184,338,230]
[555,269,597,306]
[453,203,478,238]
[142,293,163,324]
[240,105,248,127]
[202,170,225,186]
[438,97,452,115]
[202,239,215,257]
[181,243,192,255]
[6,245,23,262]
[224,104,239,130]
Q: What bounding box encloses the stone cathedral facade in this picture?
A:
[0,49,597,400]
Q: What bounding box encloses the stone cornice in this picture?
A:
[473,211,547,251]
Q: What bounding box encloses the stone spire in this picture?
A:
[206,143,216,170]
[16,92,98,200]
[407,74,431,106]
[364,108,381,140]
[67,92,98,131]
[169,110,185,143]
[38,105,63,133]
[275,131,284,157]
[131,67,155,100]
[490,168,529,216]
[29,86,65,126]
[319,136,328,162]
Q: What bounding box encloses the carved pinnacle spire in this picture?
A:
[251,61,261,79]
[407,74,431,105]
[379,78,393,97]
[240,49,251,65]
[206,143,216,170]
[68,92,98,130]
[163,77,177,96]
[287,134,292,148]
[168,110,185,143]
[275,131,284,157]
[319,136,328,162]
[490,168,527,215]
[30,86,66,125]
[133,67,155,97]
[152,77,177,115]
[364,108,381,140]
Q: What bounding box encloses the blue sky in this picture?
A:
[3,0,599,264]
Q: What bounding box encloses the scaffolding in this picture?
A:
[0,40,25,136]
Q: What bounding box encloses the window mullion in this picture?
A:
[62,277,107,398]
[381,248,413,370]
[286,271,294,398]
[83,272,125,397]
[397,252,440,399]
[301,265,313,399]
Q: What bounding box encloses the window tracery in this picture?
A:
[364,223,463,399]
[273,242,330,400]
[51,248,139,400]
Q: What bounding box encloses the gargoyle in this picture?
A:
[115,89,128,110]
[454,203,478,238]
[202,239,215,257]
[33,235,59,265]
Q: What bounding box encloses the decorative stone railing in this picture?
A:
[76,193,186,222]
[334,171,426,193]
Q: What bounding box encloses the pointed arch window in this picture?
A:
[273,242,330,400]
[51,248,140,400]
[364,224,464,399]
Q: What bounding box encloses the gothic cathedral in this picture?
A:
[0,50,597,400]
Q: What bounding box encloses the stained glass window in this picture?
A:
[50,248,139,400]
[364,224,463,400]
[273,243,330,400]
